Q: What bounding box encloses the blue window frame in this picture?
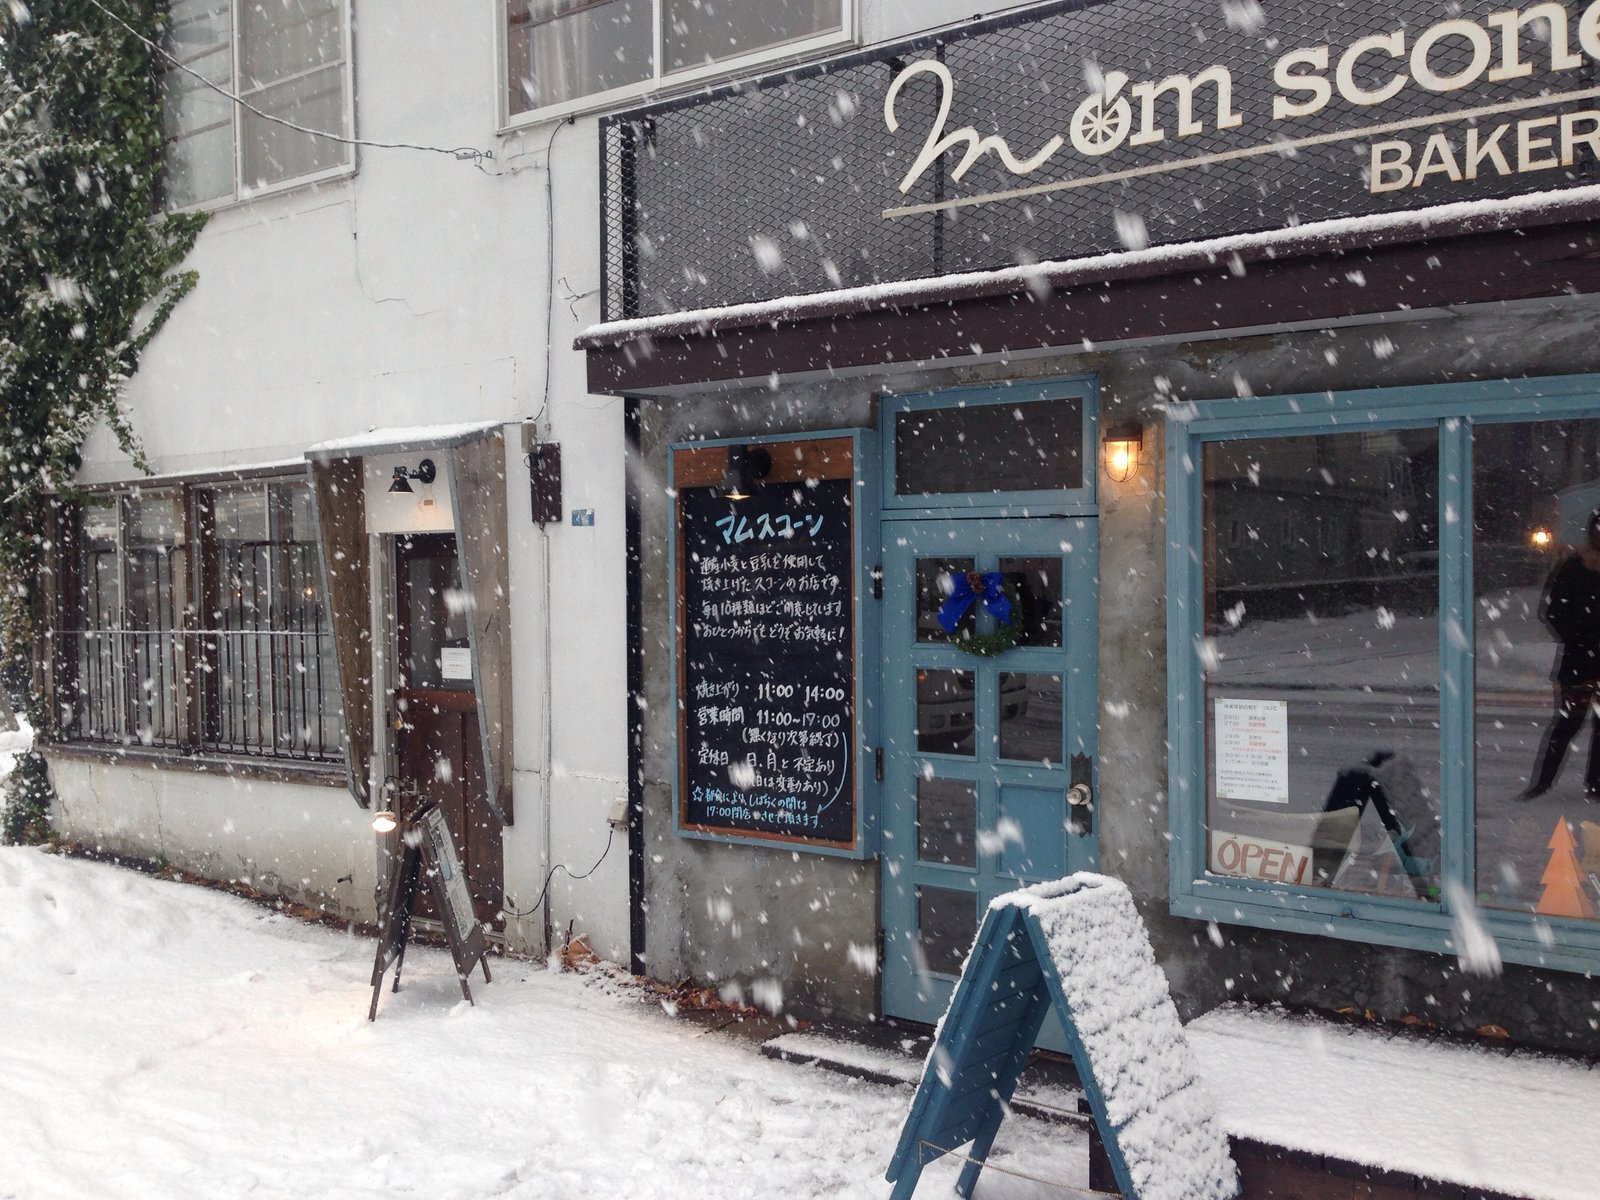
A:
[1168,375,1600,973]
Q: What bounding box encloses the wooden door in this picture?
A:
[394,532,503,929]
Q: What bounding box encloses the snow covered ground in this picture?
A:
[4,847,1597,1200]
[0,848,1078,1200]
[1188,1006,1600,1200]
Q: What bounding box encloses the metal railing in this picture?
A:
[63,624,341,762]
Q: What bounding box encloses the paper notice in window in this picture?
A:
[1214,697,1289,804]
[439,646,472,681]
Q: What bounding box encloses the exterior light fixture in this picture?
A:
[1531,527,1554,549]
[722,445,773,501]
[388,458,436,494]
[371,809,398,834]
[1103,422,1144,483]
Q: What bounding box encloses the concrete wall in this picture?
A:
[49,756,375,922]
[636,293,1600,1049]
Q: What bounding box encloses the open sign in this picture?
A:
[1209,830,1313,884]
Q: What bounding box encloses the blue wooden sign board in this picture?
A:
[885,875,1238,1200]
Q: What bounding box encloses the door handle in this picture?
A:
[1067,782,1093,837]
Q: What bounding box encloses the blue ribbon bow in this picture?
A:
[938,570,1012,633]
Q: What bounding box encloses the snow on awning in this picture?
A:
[576,184,1600,348]
[305,420,505,461]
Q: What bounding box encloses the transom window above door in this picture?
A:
[882,377,1097,514]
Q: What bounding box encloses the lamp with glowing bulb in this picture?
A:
[371,809,398,834]
[1531,527,1554,550]
[1103,422,1144,483]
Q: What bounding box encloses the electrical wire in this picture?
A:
[86,0,495,168]
[501,826,615,919]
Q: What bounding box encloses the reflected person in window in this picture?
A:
[1521,508,1600,801]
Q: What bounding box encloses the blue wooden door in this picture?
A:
[879,516,1099,1028]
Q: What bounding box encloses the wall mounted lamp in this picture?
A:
[722,445,773,501]
[371,809,398,834]
[387,458,436,494]
[1531,526,1554,550]
[1103,423,1144,484]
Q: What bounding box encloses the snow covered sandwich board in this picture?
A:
[885,874,1238,1200]
[368,801,491,1020]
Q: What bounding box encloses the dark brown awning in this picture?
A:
[579,200,1600,396]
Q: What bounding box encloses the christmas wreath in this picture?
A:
[937,570,1019,657]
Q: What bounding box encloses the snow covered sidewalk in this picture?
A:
[0,848,1077,1200]
[5,846,1596,1200]
[1188,1005,1600,1200]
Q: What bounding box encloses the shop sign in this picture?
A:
[672,436,866,852]
[1209,830,1314,884]
[883,3,1600,217]
[606,0,1600,317]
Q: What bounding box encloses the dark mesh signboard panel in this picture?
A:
[601,0,1600,319]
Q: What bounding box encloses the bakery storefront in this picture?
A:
[583,0,1600,1051]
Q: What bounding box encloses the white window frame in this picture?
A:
[162,0,356,212]
[496,0,857,131]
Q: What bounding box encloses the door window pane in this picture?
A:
[1474,419,1600,921]
[1203,429,1442,902]
[917,777,977,867]
[916,668,975,756]
[916,558,974,643]
[997,673,1062,764]
[917,886,976,976]
[895,398,1083,496]
[506,0,653,114]
[663,0,840,74]
[400,536,471,692]
[999,556,1062,647]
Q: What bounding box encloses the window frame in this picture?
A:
[160,0,356,213]
[1167,374,1600,974]
[53,470,344,769]
[496,0,857,130]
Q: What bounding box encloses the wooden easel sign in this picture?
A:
[369,802,491,1020]
[886,874,1238,1200]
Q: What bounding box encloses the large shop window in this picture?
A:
[160,0,352,209]
[503,0,849,119]
[59,478,342,764]
[1170,379,1600,971]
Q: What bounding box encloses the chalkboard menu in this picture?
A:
[676,437,859,849]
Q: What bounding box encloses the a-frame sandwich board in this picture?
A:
[885,874,1238,1200]
[368,801,491,1020]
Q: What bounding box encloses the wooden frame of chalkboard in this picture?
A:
[670,429,880,857]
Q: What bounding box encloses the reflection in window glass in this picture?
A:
[917,885,975,976]
[401,535,472,693]
[1203,430,1442,902]
[916,668,975,755]
[998,556,1062,647]
[917,778,977,867]
[997,673,1062,764]
[1474,419,1600,921]
[506,0,653,115]
[916,558,974,644]
[895,398,1082,496]
[663,0,840,73]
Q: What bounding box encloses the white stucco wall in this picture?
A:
[66,1,1033,967]
[49,757,376,922]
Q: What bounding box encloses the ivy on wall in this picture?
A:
[0,1,206,842]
